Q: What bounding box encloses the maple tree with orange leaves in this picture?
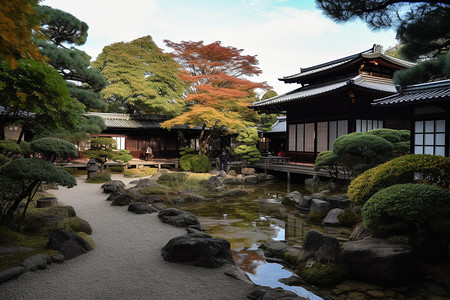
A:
[162,40,269,154]
[0,0,46,68]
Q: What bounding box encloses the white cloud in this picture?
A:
[40,0,398,95]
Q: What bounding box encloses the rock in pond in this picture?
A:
[322,208,344,226]
[247,285,307,300]
[342,238,423,286]
[161,233,234,268]
[282,191,302,206]
[259,240,300,260]
[47,229,92,259]
[158,208,200,229]
[298,230,341,264]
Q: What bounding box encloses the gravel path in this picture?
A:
[1,175,254,299]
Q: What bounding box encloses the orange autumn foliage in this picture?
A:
[0,0,46,68]
[162,40,269,154]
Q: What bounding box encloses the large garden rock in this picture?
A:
[101,180,125,193]
[322,208,344,226]
[158,208,200,229]
[0,266,26,283]
[309,199,331,217]
[209,175,225,188]
[128,202,156,214]
[327,194,351,209]
[259,240,300,260]
[295,196,312,213]
[111,194,133,206]
[244,175,258,184]
[161,233,234,268]
[298,230,341,264]
[223,177,243,185]
[310,193,327,201]
[134,178,160,188]
[282,191,302,206]
[22,254,52,271]
[106,191,122,201]
[349,223,370,241]
[342,238,423,285]
[47,229,92,259]
[247,286,307,300]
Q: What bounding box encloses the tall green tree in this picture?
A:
[316,0,450,84]
[93,36,186,116]
[162,40,268,154]
[35,5,107,111]
[0,59,85,140]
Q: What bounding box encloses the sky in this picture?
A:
[41,0,398,95]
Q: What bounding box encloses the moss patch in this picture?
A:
[124,167,158,178]
[62,217,92,235]
[86,173,111,183]
[296,262,348,286]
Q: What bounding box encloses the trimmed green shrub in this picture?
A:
[0,140,22,165]
[362,184,450,238]
[366,128,410,156]
[348,154,450,205]
[86,173,111,183]
[109,165,124,173]
[179,154,212,173]
[179,147,196,156]
[157,172,188,187]
[123,167,158,178]
[30,137,78,162]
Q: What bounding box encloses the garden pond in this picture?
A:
[178,179,449,300]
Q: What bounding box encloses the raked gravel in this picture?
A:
[1,175,254,300]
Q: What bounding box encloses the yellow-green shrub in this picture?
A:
[348,154,450,205]
[124,167,158,178]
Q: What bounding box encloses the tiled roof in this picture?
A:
[103,118,160,129]
[280,47,414,82]
[268,116,286,133]
[251,75,395,108]
[372,79,450,106]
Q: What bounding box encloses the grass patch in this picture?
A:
[140,186,169,195]
[86,173,111,183]
[124,167,158,178]
[63,167,87,177]
[109,165,124,173]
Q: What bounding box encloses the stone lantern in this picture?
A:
[86,158,99,179]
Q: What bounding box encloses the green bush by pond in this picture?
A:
[348,154,450,205]
[179,154,212,173]
[362,183,450,238]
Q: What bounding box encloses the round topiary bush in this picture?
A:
[62,216,93,235]
[179,154,212,173]
[86,173,111,183]
[348,154,450,206]
[362,183,450,238]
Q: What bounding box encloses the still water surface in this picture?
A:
[180,181,352,299]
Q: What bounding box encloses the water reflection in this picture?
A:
[179,182,350,299]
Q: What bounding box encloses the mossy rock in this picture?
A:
[62,217,92,235]
[0,225,25,244]
[337,208,362,227]
[23,214,64,235]
[296,262,348,286]
[283,251,298,265]
[75,232,95,249]
[307,211,327,223]
[140,186,169,195]
[157,172,188,187]
[44,206,76,218]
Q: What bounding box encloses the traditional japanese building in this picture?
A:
[251,45,414,164]
[372,79,450,157]
[83,113,202,159]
